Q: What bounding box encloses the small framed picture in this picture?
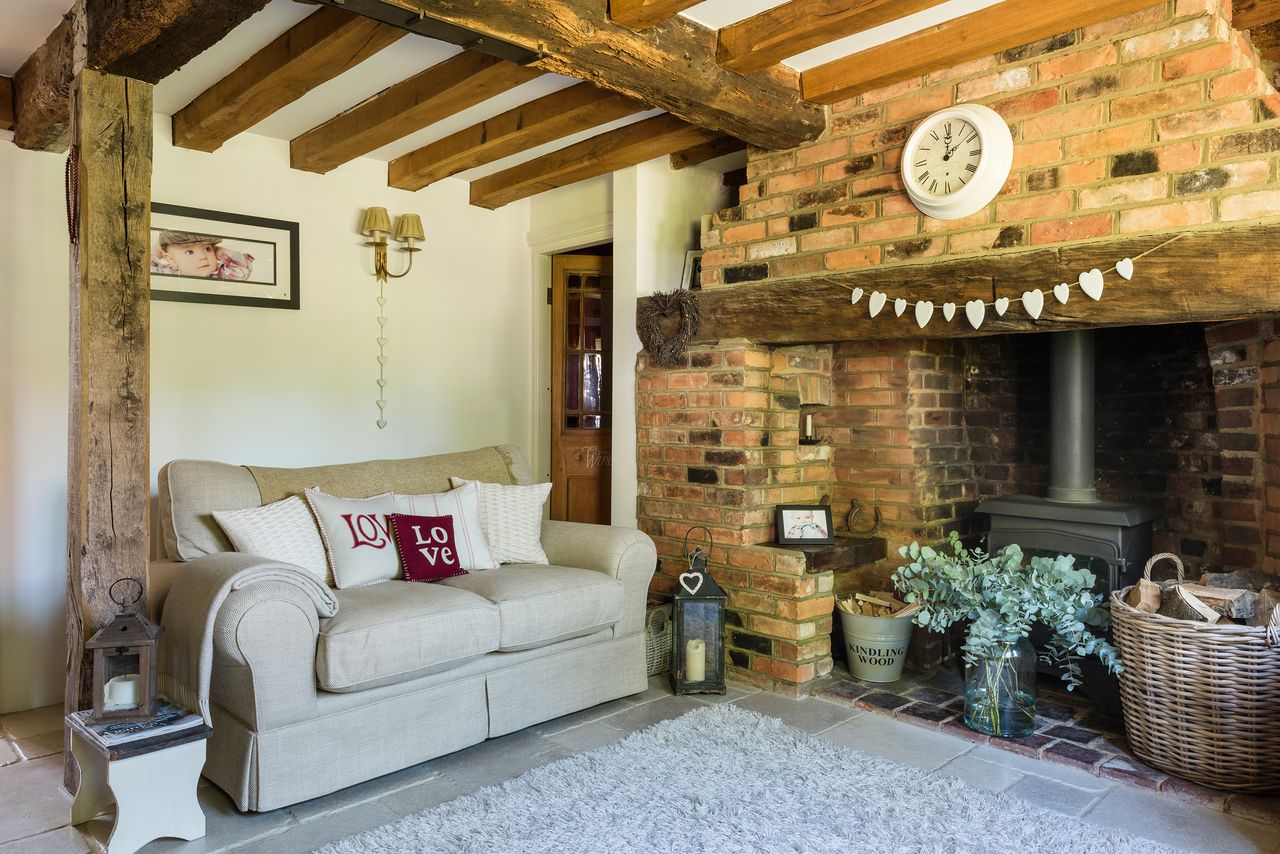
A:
[776,504,835,546]
[150,203,300,310]
[681,249,704,290]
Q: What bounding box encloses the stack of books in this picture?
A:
[69,701,204,753]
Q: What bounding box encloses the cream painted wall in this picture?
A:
[0,122,533,714]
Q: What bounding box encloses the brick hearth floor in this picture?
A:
[2,677,1278,852]
[817,662,1280,831]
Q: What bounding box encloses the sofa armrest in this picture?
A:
[541,521,656,638]
[159,553,331,730]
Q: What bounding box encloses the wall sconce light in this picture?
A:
[359,207,423,429]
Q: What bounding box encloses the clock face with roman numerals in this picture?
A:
[912,118,981,198]
[900,104,1014,221]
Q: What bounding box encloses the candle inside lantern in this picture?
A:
[804,413,814,438]
[104,674,141,710]
[685,639,707,682]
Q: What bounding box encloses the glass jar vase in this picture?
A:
[963,636,1037,738]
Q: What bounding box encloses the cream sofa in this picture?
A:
[150,444,655,812]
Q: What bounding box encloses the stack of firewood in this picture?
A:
[1126,568,1280,626]
[837,590,920,619]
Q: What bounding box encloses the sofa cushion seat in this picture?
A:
[440,566,624,651]
[317,582,499,692]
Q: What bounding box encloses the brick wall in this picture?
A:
[700,0,1280,288]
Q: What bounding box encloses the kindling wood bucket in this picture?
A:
[839,609,914,682]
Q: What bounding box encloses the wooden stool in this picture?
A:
[67,713,210,854]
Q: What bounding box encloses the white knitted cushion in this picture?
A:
[450,477,552,565]
[303,490,403,589]
[212,496,331,585]
[399,481,498,571]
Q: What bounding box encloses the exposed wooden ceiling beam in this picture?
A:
[388,83,644,192]
[359,0,825,150]
[0,77,14,132]
[12,0,270,151]
[1235,0,1280,30]
[801,0,1157,104]
[718,0,948,75]
[290,52,541,174]
[669,136,746,169]
[656,226,1280,344]
[469,113,720,209]
[609,0,702,30]
[173,7,404,153]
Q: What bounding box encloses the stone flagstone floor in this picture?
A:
[1,676,1278,853]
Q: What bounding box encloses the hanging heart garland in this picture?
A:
[1053,283,1070,304]
[915,300,934,329]
[942,302,956,322]
[965,300,986,329]
[894,298,908,317]
[851,287,864,304]
[869,291,887,317]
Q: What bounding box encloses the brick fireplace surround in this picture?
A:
[636,0,1280,696]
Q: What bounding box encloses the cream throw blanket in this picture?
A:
[158,553,338,724]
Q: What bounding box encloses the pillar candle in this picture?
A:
[804,413,814,438]
[104,674,140,709]
[686,639,707,682]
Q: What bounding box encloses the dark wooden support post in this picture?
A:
[65,67,153,789]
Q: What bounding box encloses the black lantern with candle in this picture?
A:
[671,526,726,695]
[86,578,163,723]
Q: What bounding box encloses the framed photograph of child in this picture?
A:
[775,504,835,546]
[149,204,300,310]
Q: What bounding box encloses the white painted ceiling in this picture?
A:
[2,0,1010,178]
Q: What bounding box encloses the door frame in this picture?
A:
[527,213,613,490]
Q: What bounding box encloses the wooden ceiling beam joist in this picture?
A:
[609,0,702,30]
[290,52,541,174]
[801,0,1159,104]
[12,0,271,151]
[388,82,644,192]
[1235,0,1280,30]
[669,136,746,170]
[0,77,14,132]
[173,7,405,153]
[718,0,948,75]
[365,0,825,150]
[662,226,1280,344]
[469,112,721,209]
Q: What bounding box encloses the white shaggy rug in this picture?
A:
[314,704,1175,854]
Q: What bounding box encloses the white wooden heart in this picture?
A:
[1079,268,1104,300]
[869,291,887,317]
[1116,258,1134,280]
[915,300,934,329]
[1053,282,1070,304]
[994,297,1010,316]
[965,300,986,329]
[894,298,908,317]
[1021,289,1044,319]
[851,287,864,305]
[942,302,956,321]
[679,572,704,595]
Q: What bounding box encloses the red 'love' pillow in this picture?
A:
[390,514,467,582]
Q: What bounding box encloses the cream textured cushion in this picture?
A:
[399,481,497,571]
[450,477,552,565]
[212,497,330,585]
[440,565,623,651]
[317,581,500,692]
[304,490,402,589]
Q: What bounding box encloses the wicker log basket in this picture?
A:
[1111,553,1280,793]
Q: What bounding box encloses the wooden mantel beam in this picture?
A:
[360,0,825,150]
[609,0,701,30]
[1235,0,1280,30]
[801,0,1158,104]
[13,0,270,151]
[647,226,1280,345]
[173,6,405,152]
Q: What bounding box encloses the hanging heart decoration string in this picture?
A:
[830,232,1185,330]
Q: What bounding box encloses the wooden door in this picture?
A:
[551,254,613,524]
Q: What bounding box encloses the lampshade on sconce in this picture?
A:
[361,206,393,239]
[393,213,425,246]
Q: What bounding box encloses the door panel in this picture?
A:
[551,254,612,524]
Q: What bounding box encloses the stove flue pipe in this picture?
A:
[1047,330,1099,504]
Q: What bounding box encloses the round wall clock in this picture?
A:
[900,104,1013,220]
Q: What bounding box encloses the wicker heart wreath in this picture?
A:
[638,289,701,368]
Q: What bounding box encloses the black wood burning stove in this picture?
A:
[979,330,1158,718]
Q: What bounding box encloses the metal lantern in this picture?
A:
[86,578,163,723]
[671,526,726,695]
